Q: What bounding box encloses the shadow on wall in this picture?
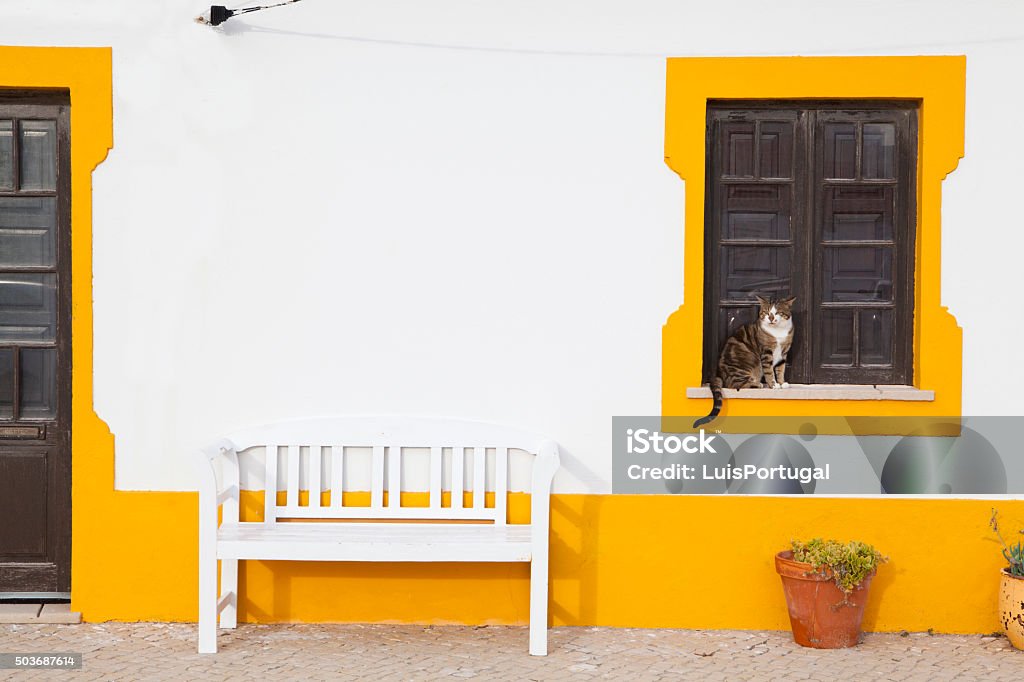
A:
[238,560,532,625]
[235,488,536,625]
[860,560,895,634]
[232,495,605,628]
[551,495,602,625]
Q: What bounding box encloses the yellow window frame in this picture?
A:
[663,56,965,419]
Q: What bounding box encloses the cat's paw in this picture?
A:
[771,383,781,390]
[781,382,790,388]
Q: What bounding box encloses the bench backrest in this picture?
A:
[222,416,558,525]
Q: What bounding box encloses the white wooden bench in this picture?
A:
[196,416,561,656]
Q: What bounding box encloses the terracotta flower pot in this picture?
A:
[999,569,1024,650]
[775,551,874,649]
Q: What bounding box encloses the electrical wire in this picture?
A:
[195,0,302,26]
[230,0,302,18]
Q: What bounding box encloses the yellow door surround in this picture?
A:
[663,56,965,420]
[0,46,195,620]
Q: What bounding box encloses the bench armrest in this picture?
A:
[196,438,240,528]
[530,440,560,547]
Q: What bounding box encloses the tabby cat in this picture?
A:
[693,296,796,428]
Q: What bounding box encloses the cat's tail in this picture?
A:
[692,377,723,429]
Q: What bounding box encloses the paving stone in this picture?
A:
[0,605,40,616]
[38,603,82,624]
[0,604,42,623]
[0,624,1021,679]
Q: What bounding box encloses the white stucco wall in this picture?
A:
[2,0,1022,492]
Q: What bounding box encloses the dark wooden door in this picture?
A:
[704,101,916,386]
[0,92,71,596]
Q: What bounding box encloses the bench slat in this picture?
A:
[221,521,530,540]
[271,506,504,520]
[219,542,530,563]
[371,445,384,508]
[452,446,464,510]
[287,445,300,508]
[264,444,278,522]
[429,446,442,509]
[473,447,485,510]
[216,522,532,563]
[388,446,401,508]
[309,445,322,509]
[495,446,508,525]
[330,446,343,508]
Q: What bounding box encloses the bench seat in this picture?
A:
[216,522,533,562]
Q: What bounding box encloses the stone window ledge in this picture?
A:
[685,384,934,401]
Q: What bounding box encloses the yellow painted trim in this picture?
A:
[0,45,192,619]
[234,492,1024,635]
[663,56,964,419]
[7,48,1015,636]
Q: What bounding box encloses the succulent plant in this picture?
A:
[991,509,1024,578]
[790,538,886,593]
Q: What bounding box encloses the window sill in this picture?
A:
[685,384,934,401]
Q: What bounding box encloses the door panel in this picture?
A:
[0,93,70,595]
[0,449,48,556]
[0,348,12,419]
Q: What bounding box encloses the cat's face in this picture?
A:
[755,295,796,328]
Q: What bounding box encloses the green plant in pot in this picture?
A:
[990,509,1024,649]
[775,538,886,649]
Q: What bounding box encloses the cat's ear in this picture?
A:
[754,295,769,307]
[781,296,797,307]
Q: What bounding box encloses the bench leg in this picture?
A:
[529,557,549,656]
[198,549,218,653]
[220,559,238,629]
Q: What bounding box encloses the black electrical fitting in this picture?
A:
[196,1,302,27]
[209,5,235,26]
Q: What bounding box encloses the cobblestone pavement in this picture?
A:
[0,623,1020,680]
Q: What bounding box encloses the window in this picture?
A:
[702,101,917,386]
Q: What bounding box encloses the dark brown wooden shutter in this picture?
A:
[704,102,916,387]
[811,109,915,384]
[704,108,809,383]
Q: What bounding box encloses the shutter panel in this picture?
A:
[705,109,805,383]
[811,109,914,385]
[704,102,916,387]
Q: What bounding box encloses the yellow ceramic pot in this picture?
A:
[999,569,1024,649]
